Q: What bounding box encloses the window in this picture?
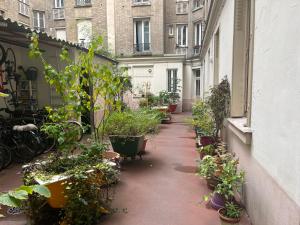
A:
[19,0,29,16]
[194,22,202,46]
[0,10,5,18]
[54,0,64,8]
[53,8,65,19]
[53,0,65,20]
[76,0,91,7]
[195,69,201,96]
[134,19,150,52]
[194,22,202,54]
[167,69,178,92]
[56,29,66,41]
[176,24,188,47]
[77,20,92,48]
[33,11,45,32]
[133,0,150,4]
[176,1,188,14]
[168,25,174,36]
[193,0,203,9]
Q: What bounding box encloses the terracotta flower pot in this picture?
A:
[218,208,241,224]
[167,104,177,113]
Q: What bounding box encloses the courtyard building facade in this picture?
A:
[0,0,206,112]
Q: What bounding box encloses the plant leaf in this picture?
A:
[32,185,51,198]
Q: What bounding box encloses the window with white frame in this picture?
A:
[77,20,92,47]
[33,11,45,32]
[54,0,64,8]
[56,28,66,41]
[176,1,188,14]
[194,22,202,47]
[53,0,65,20]
[133,0,150,4]
[193,0,203,9]
[76,0,91,6]
[168,25,174,36]
[194,69,201,96]
[176,24,188,47]
[19,0,29,16]
[167,69,178,92]
[134,19,150,52]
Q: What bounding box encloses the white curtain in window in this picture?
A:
[77,20,92,45]
[56,29,66,41]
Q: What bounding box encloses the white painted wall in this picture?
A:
[251,0,300,206]
[201,0,235,97]
[122,60,184,112]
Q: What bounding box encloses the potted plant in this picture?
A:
[197,155,221,190]
[168,92,180,113]
[207,77,231,138]
[103,110,160,159]
[197,144,216,160]
[218,202,243,225]
[211,159,245,210]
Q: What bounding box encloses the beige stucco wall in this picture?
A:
[114,0,164,57]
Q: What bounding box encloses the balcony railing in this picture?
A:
[75,0,92,7]
[175,46,188,55]
[53,8,65,20]
[133,43,151,54]
[18,1,29,16]
[33,27,45,33]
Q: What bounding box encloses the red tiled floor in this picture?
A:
[0,113,252,225]
[100,113,251,225]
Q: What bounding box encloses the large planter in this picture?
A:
[218,208,241,225]
[139,138,148,154]
[109,135,144,158]
[210,192,226,210]
[200,136,216,147]
[35,170,104,209]
[167,104,177,113]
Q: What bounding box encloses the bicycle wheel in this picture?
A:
[66,121,84,142]
[0,144,12,168]
[23,131,43,156]
[40,132,56,154]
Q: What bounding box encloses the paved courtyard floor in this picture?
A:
[0,113,252,225]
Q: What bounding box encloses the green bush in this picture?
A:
[102,109,161,136]
[190,100,215,135]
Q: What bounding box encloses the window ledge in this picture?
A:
[132,3,151,7]
[74,4,92,8]
[226,117,252,145]
[192,5,204,12]
[18,13,30,18]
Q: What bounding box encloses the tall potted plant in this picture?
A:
[207,77,230,138]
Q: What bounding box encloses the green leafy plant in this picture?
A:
[198,144,216,156]
[102,109,160,136]
[207,77,231,138]
[0,185,50,217]
[215,159,245,200]
[197,155,218,179]
[222,202,242,219]
[189,100,215,136]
